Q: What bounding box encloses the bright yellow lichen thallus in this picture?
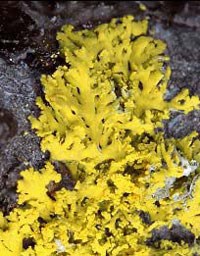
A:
[0,15,200,255]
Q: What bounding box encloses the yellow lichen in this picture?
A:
[0,15,199,256]
[139,3,147,11]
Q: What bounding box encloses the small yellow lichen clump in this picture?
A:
[0,16,200,255]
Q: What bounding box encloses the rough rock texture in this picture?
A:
[146,224,196,247]
[0,0,199,244]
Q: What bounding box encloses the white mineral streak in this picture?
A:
[55,239,66,253]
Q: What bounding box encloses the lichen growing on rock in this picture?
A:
[0,15,200,255]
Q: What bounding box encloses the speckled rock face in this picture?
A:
[0,0,199,241]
